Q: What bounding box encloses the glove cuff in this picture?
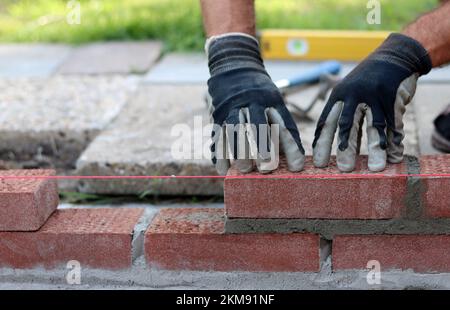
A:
[206,33,267,77]
[205,32,258,56]
[374,33,432,76]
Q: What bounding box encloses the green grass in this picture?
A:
[59,191,223,205]
[0,0,439,51]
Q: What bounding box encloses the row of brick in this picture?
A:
[148,208,450,273]
[1,155,448,232]
[225,155,450,219]
[1,207,450,273]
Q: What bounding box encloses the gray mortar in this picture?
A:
[225,218,450,239]
[131,208,159,262]
[404,155,423,219]
[2,259,450,289]
[319,238,332,268]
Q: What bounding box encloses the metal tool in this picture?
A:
[275,60,342,120]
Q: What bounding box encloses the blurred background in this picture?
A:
[0,0,439,50]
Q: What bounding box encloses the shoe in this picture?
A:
[432,104,450,153]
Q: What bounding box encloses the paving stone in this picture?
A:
[145,208,320,271]
[333,235,450,273]
[0,169,58,231]
[413,84,450,155]
[57,41,162,75]
[144,53,209,84]
[145,53,450,85]
[144,53,355,84]
[76,84,223,195]
[0,208,143,269]
[225,156,408,219]
[0,44,72,78]
[0,76,138,168]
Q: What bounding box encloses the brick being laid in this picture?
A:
[145,208,320,272]
[225,156,408,219]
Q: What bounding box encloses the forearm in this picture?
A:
[199,0,255,37]
[403,1,450,67]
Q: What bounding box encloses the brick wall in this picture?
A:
[1,156,449,273]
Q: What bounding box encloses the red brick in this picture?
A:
[145,208,320,272]
[225,156,407,219]
[333,235,450,273]
[0,169,59,231]
[0,208,143,269]
[420,155,450,218]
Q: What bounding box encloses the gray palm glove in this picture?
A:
[313,33,432,172]
[206,33,305,175]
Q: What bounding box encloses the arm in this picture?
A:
[403,1,450,67]
[200,0,305,175]
[200,0,255,36]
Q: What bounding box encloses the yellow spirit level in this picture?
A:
[260,30,391,61]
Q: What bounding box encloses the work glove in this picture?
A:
[206,33,305,175]
[313,33,432,172]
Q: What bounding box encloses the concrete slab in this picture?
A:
[0,76,138,168]
[144,53,450,85]
[0,44,72,78]
[413,84,450,155]
[144,53,354,84]
[144,53,209,84]
[57,41,162,75]
[76,84,223,196]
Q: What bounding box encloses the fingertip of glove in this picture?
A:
[237,163,254,174]
[257,160,278,174]
[287,155,305,172]
[215,161,230,176]
[337,161,356,173]
[313,150,330,168]
[368,162,386,172]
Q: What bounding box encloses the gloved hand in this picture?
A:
[313,33,432,172]
[206,33,305,175]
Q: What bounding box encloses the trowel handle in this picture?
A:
[275,61,341,90]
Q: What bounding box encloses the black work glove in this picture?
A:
[206,34,305,175]
[313,33,432,172]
